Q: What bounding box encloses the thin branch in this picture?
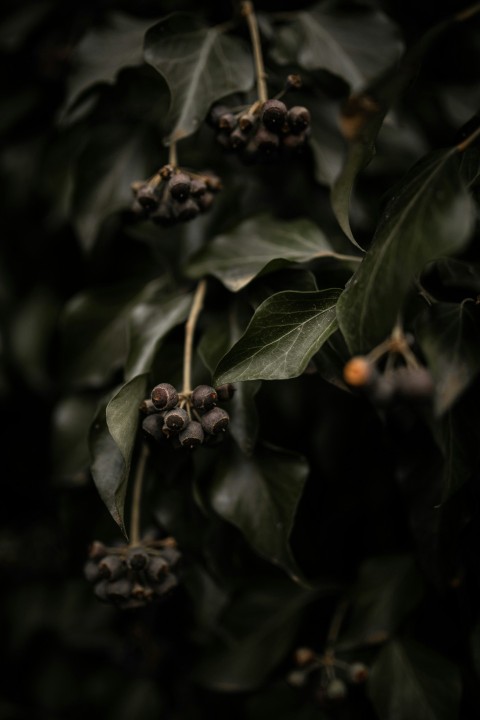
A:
[169,141,178,168]
[241,1,268,104]
[129,442,150,546]
[182,279,207,395]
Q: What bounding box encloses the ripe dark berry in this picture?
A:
[163,407,189,432]
[146,555,169,582]
[98,554,126,580]
[215,383,236,401]
[106,578,133,602]
[127,546,150,571]
[261,99,288,132]
[208,104,231,128]
[201,406,230,435]
[171,198,199,221]
[151,383,178,411]
[84,560,103,583]
[229,127,249,149]
[141,413,166,443]
[255,127,280,154]
[282,131,309,152]
[136,185,159,210]
[218,112,236,131]
[168,173,191,201]
[179,420,204,448]
[287,106,311,133]
[190,179,207,197]
[394,366,434,399]
[191,384,218,411]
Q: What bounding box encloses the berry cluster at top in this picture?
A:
[141,382,235,450]
[131,164,222,225]
[83,536,180,610]
[208,79,311,163]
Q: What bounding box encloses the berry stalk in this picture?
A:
[183,279,207,396]
[241,1,268,104]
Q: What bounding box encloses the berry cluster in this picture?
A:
[140,382,235,450]
[83,537,181,609]
[287,646,369,705]
[343,356,434,408]
[208,80,311,163]
[131,164,222,225]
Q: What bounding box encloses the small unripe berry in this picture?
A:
[255,127,280,156]
[215,383,236,401]
[163,407,189,432]
[349,662,369,684]
[168,173,191,201]
[201,406,230,435]
[343,356,376,387]
[261,99,288,132]
[294,647,316,667]
[151,383,178,411]
[98,554,126,581]
[287,106,311,133]
[191,384,218,411]
[326,678,347,700]
[179,420,204,448]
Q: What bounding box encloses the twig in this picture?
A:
[182,279,207,395]
[241,1,268,104]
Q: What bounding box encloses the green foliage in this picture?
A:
[2,0,480,718]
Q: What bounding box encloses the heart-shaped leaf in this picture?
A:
[416,300,480,415]
[337,149,475,355]
[214,289,341,383]
[187,214,357,292]
[144,13,254,143]
[207,443,308,583]
[368,638,461,720]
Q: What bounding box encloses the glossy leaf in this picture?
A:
[90,375,147,533]
[337,149,475,354]
[214,289,340,383]
[60,278,167,388]
[144,13,254,143]
[187,214,358,292]
[337,554,424,650]
[416,300,480,415]
[125,291,192,381]
[270,5,403,90]
[368,638,461,720]
[207,443,308,583]
[64,12,156,113]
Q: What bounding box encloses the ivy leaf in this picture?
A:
[90,375,147,533]
[270,4,403,90]
[337,554,424,650]
[63,12,156,114]
[214,289,340,383]
[59,278,167,388]
[125,291,192,381]
[207,443,308,583]
[187,214,356,292]
[144,13,254,143]
[368,638,461,720]
[51,393,101,484]
[337,149,475,355]
[416,300,480,415]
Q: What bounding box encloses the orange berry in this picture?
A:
[343,356,374,386]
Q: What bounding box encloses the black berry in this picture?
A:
[141,413,166,443]
[168,173,191,201]
[98,554,126,580]
[163,407,189,432]
[261,99,288,132]
[287,106,311,133]
[179,420,204,448]
[201,406,230,435]
[215,383,236,401]
[151,383,178,411]
[191,384,218,411]
[127,546,150,571]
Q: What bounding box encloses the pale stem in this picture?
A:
[182,279,207,395]
[129,442,150,546]
[241,1,268,104]
[168,141,178,168]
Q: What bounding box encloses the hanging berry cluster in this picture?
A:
[287,646,369,705]
[342,328,434,409]
[131,164,222,225]
[208,89,311,163]
[83,537,181,609]
[141,382,235,450]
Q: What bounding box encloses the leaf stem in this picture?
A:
[129,442,150,546]
[241,1,268,104]
[169,141,178,168]
[182,279,207,395]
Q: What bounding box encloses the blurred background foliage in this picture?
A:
[1,0,480,718]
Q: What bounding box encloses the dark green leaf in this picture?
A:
[337,554,424,650]
[214,289,341,383]
[187,214,359,292]
[416,300,480,415]
[51,394,100,484]
[337,149,475,354]
[63,12,156,113]
[368,638,461,720]
[59,278,167,388]
[432,258,480,294]
[90,374,147,533]
[207,443,308,582]
[125,291,192,381]
[144,13,254,143]
[270,5,403,90]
